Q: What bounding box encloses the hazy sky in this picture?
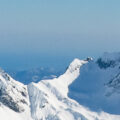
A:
[0,0,120,70]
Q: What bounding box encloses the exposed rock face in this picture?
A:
[0,93,24,112]
[0,69,29,113]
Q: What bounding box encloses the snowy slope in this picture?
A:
[68,53,120,114]
[0,69,32,120]
[27,57,120,120]
[0,54,120,120]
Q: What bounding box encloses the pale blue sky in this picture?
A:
[0,0,120,70]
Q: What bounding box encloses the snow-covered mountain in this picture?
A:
[68,52,120,114]
[0,69,32,120]
[0,52,120,120]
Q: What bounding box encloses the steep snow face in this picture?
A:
[45,59,88,97]
[68,53,120,114]
[27,58,120,120]
[0,69,32,120]
[28,82,120,120]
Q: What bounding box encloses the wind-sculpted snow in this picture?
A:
[0,54,120,120]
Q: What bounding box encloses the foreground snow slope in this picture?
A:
[0,54,120,120]
[0,69,32,120]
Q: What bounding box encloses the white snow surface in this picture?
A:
[0,57,120,120]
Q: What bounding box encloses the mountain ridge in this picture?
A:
[0,53,120,120]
